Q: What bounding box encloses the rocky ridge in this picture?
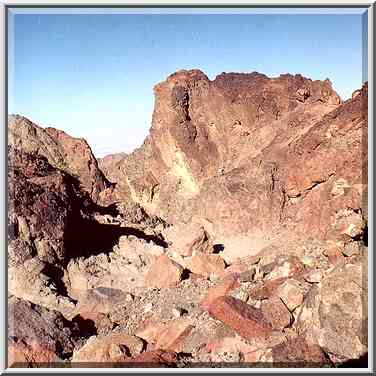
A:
[9,115,111,202]
[7,70,368,368]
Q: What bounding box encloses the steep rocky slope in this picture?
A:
[9,115,111,202]
[98,152,128,180]
[7,70,368,368]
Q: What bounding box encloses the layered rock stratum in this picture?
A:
[7,70,368,368]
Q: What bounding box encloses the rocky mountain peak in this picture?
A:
[106,70,346,234]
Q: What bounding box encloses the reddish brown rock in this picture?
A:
[7,146,119,318]
[200,273,240,311]
[274,279,305,312]
[101,70,364,242]
[226,255,260,275]
[9,115,110,202]
[45,127,110,202]
[179,318,236,355]
[204,296,272,340]
[260,296,292,329]
[272,337,329,367]
[280,83,368,241]
[136,318,194,352]
[76,287,130,321]
[7,71,368,368]
[128,350,177,367]
[144,254,184,288]
[248,278,288,300]
[71,333,144,363]
[8,146,82,264]
[9,257,76,320]
[184,253,225,278]
[294,263,367,361]
[8,341,61,366]
[97,152,127,179]
[99,72,367,251]
[163,222,213,257]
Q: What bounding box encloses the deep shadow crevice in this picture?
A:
[213,244,225,254]
[64,217,168,262]
[336,353,368,368]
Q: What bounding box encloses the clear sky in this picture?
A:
[8,9,367,157]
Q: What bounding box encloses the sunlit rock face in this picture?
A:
[104,70,366,244]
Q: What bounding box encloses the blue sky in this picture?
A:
[8,9,367,157]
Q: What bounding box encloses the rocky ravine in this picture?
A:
[7,70,368,368]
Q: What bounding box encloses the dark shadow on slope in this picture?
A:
[363,223,368,247]
[87,202,120,217]
[213,244,225,254]
[71,315,97,338]
[336,353,368,368]
[41,263,71,298]
[59,172,168,263]
[64,217,168,262]
[121,226,168,248]
[181,269,191,281]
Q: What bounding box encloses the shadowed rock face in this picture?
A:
[7,147,93,318]
[8,115,111,202]
[102,70,366,243]
[8,146,84,265]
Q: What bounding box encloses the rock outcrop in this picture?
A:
[100,72,367,276]
[9,115,110,202]
[98,152,127,181]
[8,146,83,265]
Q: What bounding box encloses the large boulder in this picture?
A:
[9,257,76,320]
[203,295,272,341]
[294,261,367,363]
[71,333,144,363]
[144,254,184,289]
[65,235,166,299]
[8,297,79,367]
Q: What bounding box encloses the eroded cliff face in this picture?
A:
[103,70,366,244]
[9,115,111,202]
